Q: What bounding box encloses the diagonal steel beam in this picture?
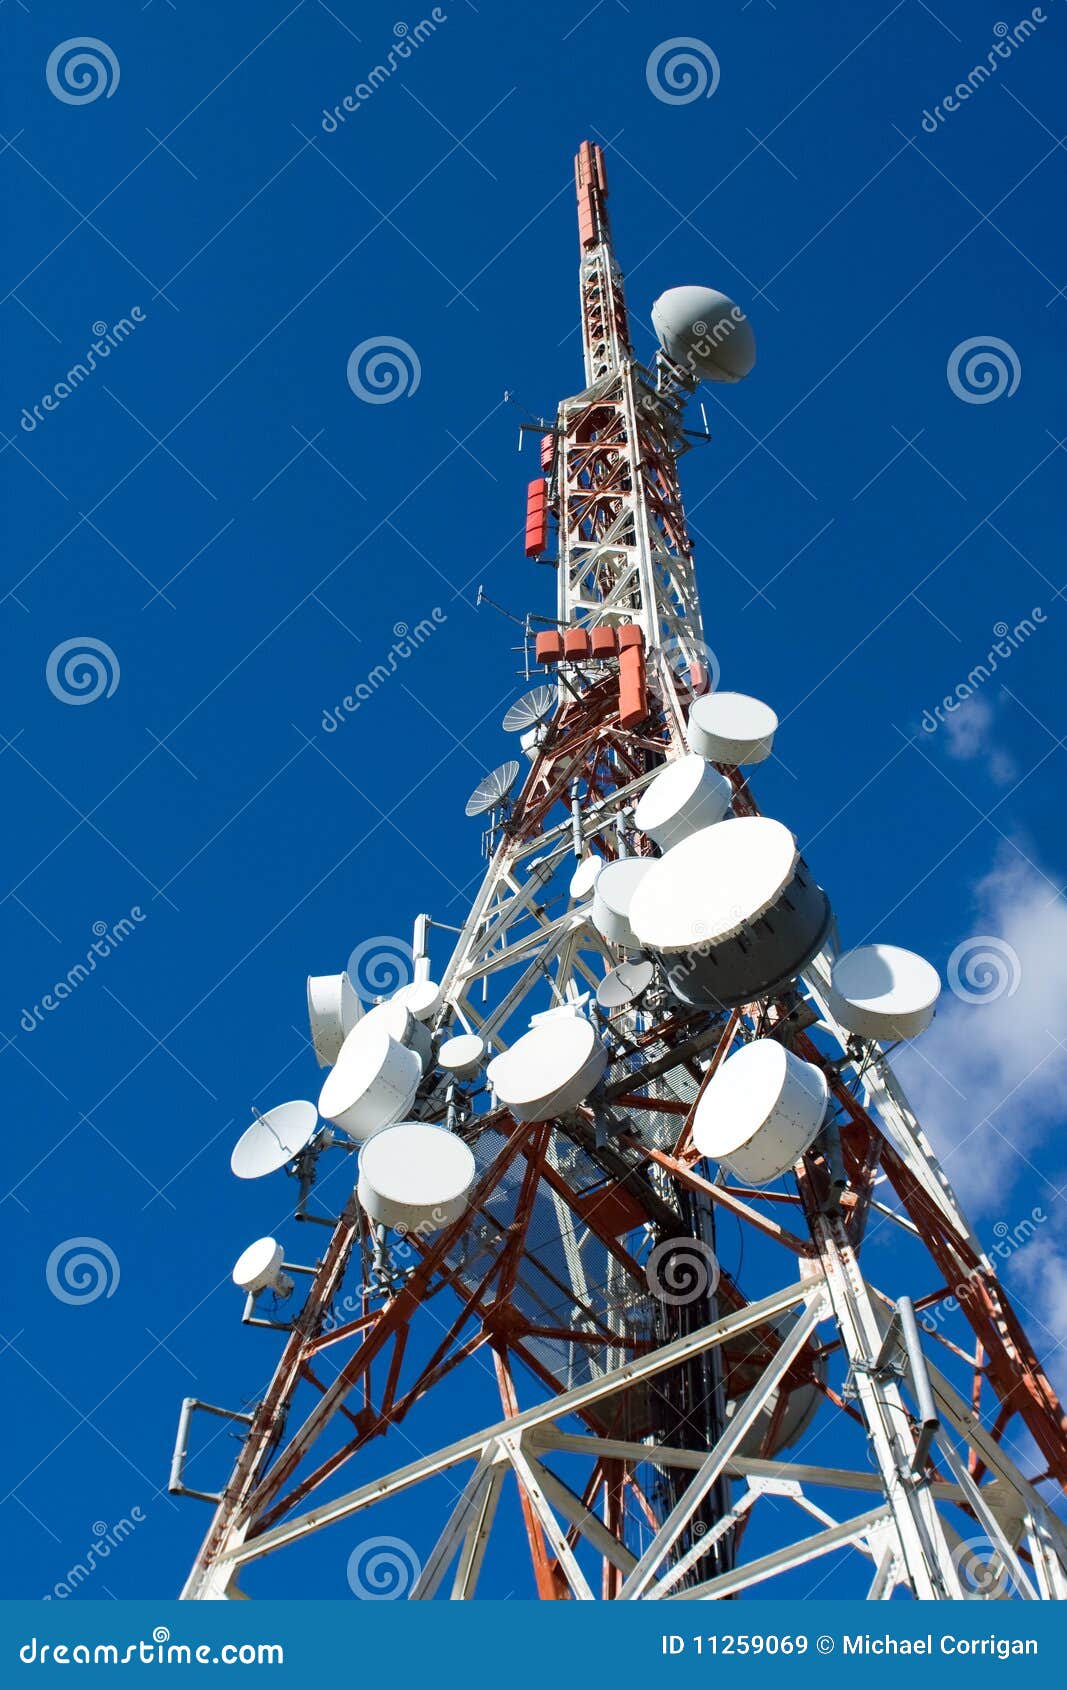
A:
[217,1279,815,1568]
[619,1297,825,1599]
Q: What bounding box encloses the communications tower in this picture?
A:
[172,143,1067,1602]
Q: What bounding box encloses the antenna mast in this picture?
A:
[173,144,1067,1605]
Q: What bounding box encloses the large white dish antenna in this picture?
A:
[569,854,603,900]
[465,761,520,817]
[827,944,940,1042]
[591,857,653,950]
[438,1032,486,1080]
[692,1039,827,1185]
[631,817,797,952]
[596,958,655,1012]
[232,1236,292,1297]
[630,818,829,1008]
[361,998,433,1072]
[652,286,756,384]
[487,1017,608,1122]
[633,754,732,851]
[358,1122,477,1232]
[687,691,777,766]
[503,686,554,733]
[307,972,361,1068]
[318,1021,421,1142]
[230,1100,319,1180]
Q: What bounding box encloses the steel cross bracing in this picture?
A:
[176,142,1067,1602]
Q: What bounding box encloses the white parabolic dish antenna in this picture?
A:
[318,1020,421,1142]
[633,753,732,851]
[230,1100,319,1180]
[569,854,603,900]
[651,286,756,384]
[232,1236,291,1296]
[307,971,361,1068]
[393,977,443,1022]
[596,958,655,1012]
[358,1122,477,1231]
[487,1017,607,1122]
[502,686,554,733]
[687,691,777,766]
[828,944,941,1042]
[465,761,521,817]
[438,1032,486,1079]
[692,1039,828,1185]
[592,856,654,950]
[630,817,798,953]
[360,998,433,1071]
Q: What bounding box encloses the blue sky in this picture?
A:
[3,0,1066,1602]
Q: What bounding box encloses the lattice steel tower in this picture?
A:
[173,143,1067,1603]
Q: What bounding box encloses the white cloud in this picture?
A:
[1011,1235,1067,1345]
[896,846,1067,1217]
[895,846,1067,1394]
[941,694,1015,785]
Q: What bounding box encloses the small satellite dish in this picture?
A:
[318,1021,422,1142]
[362,998,433,1072]
[827,944,940,1042]
[232,1237,293,1298]
[569,854,603,900]
[634,754,732,852]
[592,857,654,950]
[307,972,361,1068]
[596,958,655,1012]
[519,725,546,763]
[358,1122,477,1231]
[502,686,554,733]
[692,1040,827,1185]
[393,977,443,1023]
[687,691,777,766]
[438,1032,486,1080]
[487,1017,607,1122]
[230,1100,318,1180]
[465,760,521,818]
